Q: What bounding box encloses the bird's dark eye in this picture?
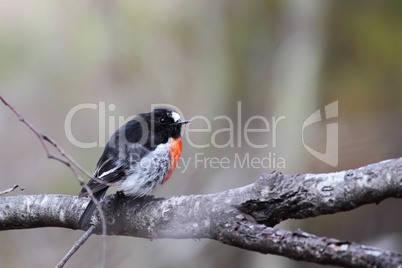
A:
[160,118,166,124]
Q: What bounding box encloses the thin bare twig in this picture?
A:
[0,94,107,267]
[0,184,25,196]
[55,225,96,268]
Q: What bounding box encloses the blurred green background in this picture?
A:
[0,0,401,267]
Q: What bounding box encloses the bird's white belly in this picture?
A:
[119,143,171,197]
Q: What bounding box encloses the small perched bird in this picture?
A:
[78,108,189,228]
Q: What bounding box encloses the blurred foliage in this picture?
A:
[323,1,402,114]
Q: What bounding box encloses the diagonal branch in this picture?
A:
[0,94,108,267]
[0,158,401,267]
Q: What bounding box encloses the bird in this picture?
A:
[77,108,189,228]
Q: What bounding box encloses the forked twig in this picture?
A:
[0,184,25,196]
[0,94,107,268]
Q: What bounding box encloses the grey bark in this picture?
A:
[0,158,401,267]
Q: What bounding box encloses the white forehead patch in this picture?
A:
[171,111,181,122]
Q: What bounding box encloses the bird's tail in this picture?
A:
[78,188,108,228]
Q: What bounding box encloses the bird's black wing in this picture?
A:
[78,140,150,197]
[77,142,120,197]
[77,141,150,228]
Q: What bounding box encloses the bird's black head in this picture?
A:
[119,108,189,149]
[149,108,189,140]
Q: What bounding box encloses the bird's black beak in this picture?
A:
[177,119,190,125]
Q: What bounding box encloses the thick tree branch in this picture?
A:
[0,158,401,267]
[238,158,402,226]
